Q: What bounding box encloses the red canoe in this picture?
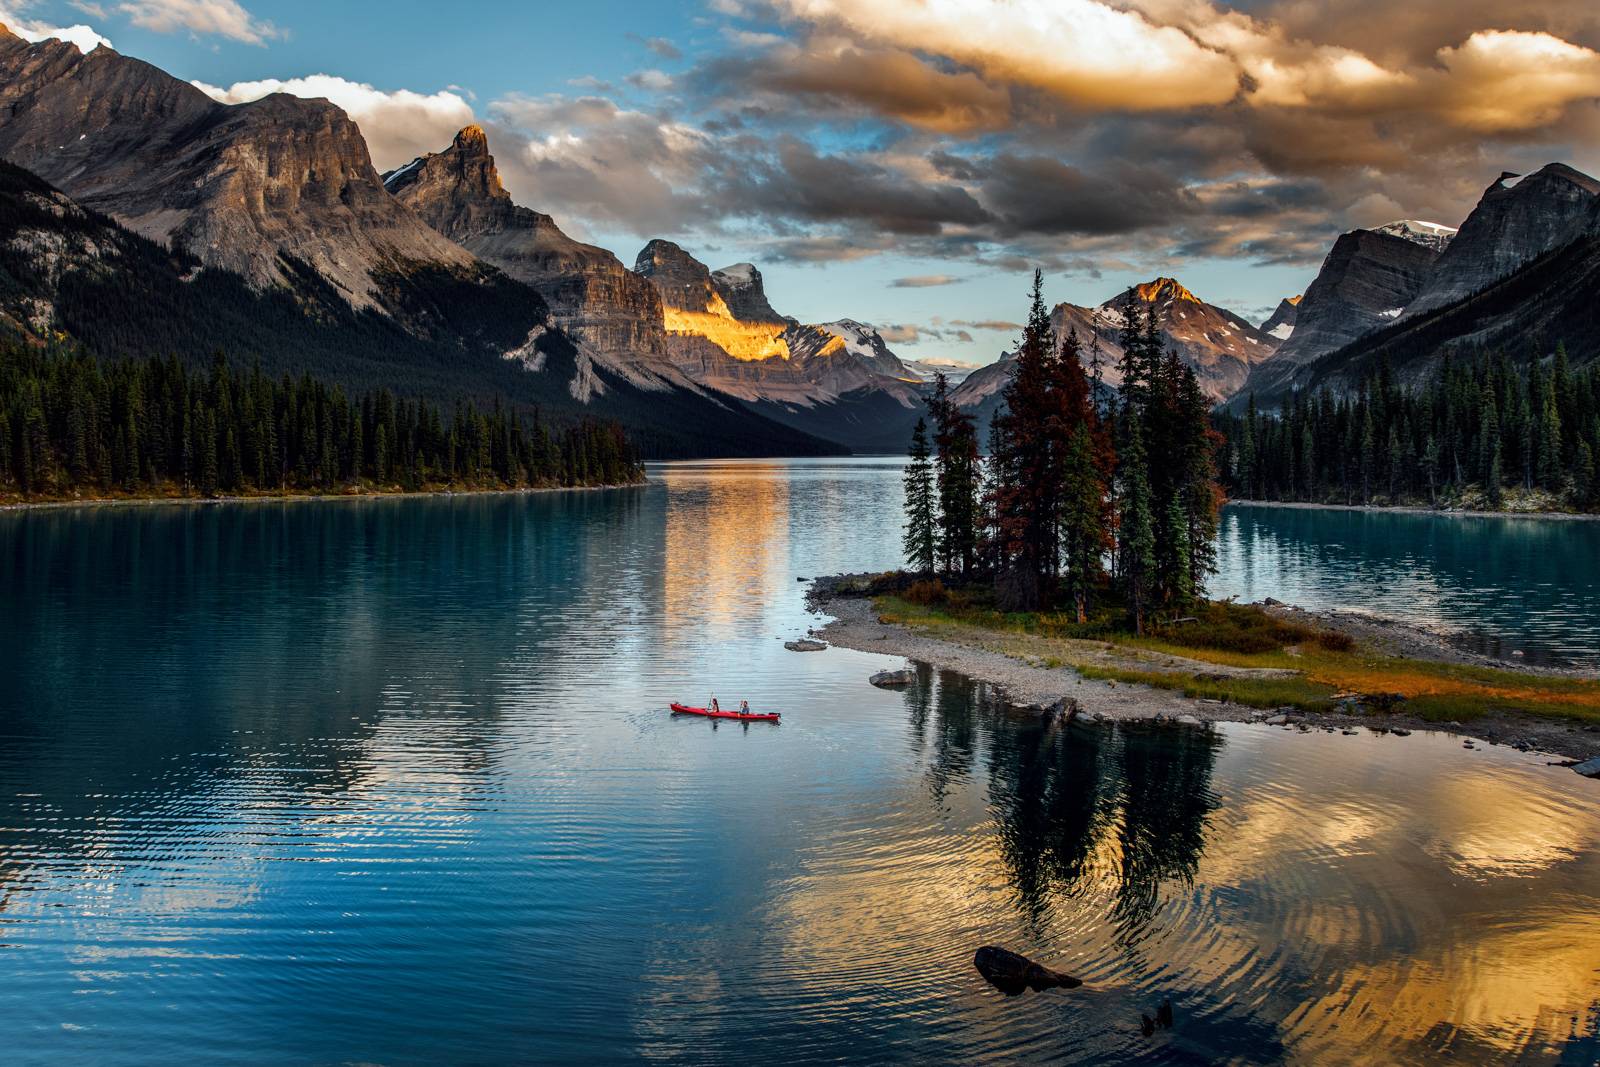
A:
[671,702,781,723]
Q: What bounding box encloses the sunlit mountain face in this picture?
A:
[12,0,1592,369]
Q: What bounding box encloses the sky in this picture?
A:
[3,0,1599,366]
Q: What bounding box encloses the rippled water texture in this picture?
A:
[1215,503,1600,669]
[2,460,1597,1065]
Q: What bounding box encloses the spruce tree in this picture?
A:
[902,417,936,574]
[1119,412,1156,634]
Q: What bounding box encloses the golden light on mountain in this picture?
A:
[662,296,795,363]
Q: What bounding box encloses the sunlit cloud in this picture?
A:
[0,2,113,51]
[117,0,279,45]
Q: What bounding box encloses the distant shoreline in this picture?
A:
[0,479,647,514]
[1226,498,1600,522]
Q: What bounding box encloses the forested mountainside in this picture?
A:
[0,161,842,459]
[1217,351,1600,513]
[0,342,642,502]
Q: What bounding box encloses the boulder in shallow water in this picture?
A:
[973,946,1083,996]
[870,669,916,688]
[1574,756,1600,779]
[785,639,826,652]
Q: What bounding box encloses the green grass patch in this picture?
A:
[870,585,1600,727]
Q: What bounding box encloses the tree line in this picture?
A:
[1217,347,1600,512]
[0,342,643,500]
[903,272,1223,632]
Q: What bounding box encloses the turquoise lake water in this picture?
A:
[1,459,1596,1065]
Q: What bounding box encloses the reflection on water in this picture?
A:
[0,460,1597,1065]
[1214,504,1600,669]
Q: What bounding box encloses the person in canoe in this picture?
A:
[739,700,751,715]
[708,695,720,714]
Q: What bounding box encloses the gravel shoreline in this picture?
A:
[1227,498,1600,522]
[0,480,646,513]
[806,577,1600,765]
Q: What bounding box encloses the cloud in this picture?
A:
[638,35,682,60]
[193,76,475,171]
[891,274,962,288]
[626,69,675,93]
[771,0,1241,110]
[879,323,975,345]
[0,2,113,51]
[951,319,1021,331]
[694,37,1014,133]
[484,94,993,241]
[1428,30,1600,131]
[448,0,1600,283]
[116,0,279,44]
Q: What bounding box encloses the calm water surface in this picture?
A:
[1,459,1597,1065]
[1216,503,1600,669]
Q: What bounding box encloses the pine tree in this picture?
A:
[902,417,936,574]
[1538,377,1563,490]
[1119,413,1156,634]
[989,270,1058,608]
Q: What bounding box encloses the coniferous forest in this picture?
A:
[0,341,643,502]
[905,273,1222,632]
[1217,348,1600,513]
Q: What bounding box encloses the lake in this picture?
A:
[1217,502,1600,669]
[1,458,1597,1065]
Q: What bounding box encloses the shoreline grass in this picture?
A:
[872,591,1600,726]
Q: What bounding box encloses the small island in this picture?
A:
[810,274,1600,769]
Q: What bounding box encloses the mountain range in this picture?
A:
[1234,164,1600,408]
[1,23,1595,454]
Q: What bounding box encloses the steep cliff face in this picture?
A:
[385,126,673,387]
[1260,296,1301,340]
[634,239,792,364]
[0,24,478,308]
[1238,228,1443,404]
[1405,164,1599,316]
[1284,221,1600,398]
[1232,165,1600,406]
[712,262,790,324]
[634,240,927,449]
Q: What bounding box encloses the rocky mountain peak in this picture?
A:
[454,124,490,153]
[712,261,789,324]
[1261,296,1302,340]
[1126,277,1200,307]
[635,240,721,314]
[0,28,478,308]
[388,127,675,386]
[1405,160,1599,316]
[382,124,509,221]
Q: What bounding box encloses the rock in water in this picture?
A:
[784,639,826,652]
[972,946,1083,996]
[1573,756,1600,779]
[870,669,916,688]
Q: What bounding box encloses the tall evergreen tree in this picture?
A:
[902,417,936,574]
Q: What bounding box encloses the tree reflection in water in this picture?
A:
[907,667,1221,935]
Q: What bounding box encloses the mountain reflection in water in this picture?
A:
[0,461,1596,1065]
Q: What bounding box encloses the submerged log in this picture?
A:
[973,946,1083,996]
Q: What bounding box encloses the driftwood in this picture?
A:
[973,946,1083,996]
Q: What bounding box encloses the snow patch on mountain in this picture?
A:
[1374,219,1458,252]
